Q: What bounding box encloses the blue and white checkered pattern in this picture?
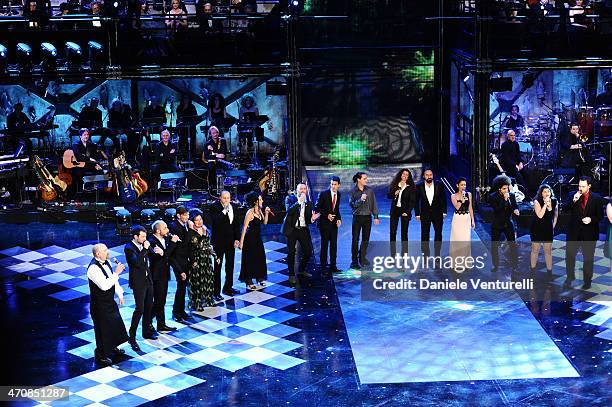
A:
[1,240,304,406]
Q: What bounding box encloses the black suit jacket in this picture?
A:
[72,141,102,163]
[282,200,314,237]
[124,241,153,290]
[567,192,603,241]
[489,192,519,229]
[169,220,191,276]
[209,202,240,249]
[415,182,447,220]
[388,186,416,219]
[500,140,523,172]
[315,190,341,230]
[148,236,176,281]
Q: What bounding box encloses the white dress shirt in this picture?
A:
[296,201,306,227]
[87,258,124,297]
[223,204,234,224]
[425,183,435,206]
[396,185,407,208]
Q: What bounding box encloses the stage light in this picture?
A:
[16,43,32,71]
[40,42,57,70]
[292,0,299,6]
[164,208,176,223]
[87,41,104,69]
[0,44,7,72]
[463,73,470,83]
[115,209,132,236]
[140,208,156,229]
[65,41,82,67]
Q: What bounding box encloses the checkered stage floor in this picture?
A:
[1,240,304,406]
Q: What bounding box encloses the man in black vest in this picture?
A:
[210,190,241,300]
[415,168,447,259]
[125,225,158,351]
[565,176,603,289]
[488,175,519,273]
[169,206,194,322]
[149,220,180,332]
[315,176,342,274]
[87,243,128,366]
[282,183,320,286]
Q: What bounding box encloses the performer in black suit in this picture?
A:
[388,168,416,247]
[564,176,603,290]
[209,191,241,299]
[87,243,128,366]
[415,168,447,259]
[349,172,379,269]
[499,129,527,189]
[149,220,179,332]
[315,176,342,274]
[124,225,158,351]
[560,123,592,179]
[152,129,179,187]
[169,206,194,323]
[488,175,519,272]
[282,183,320,286]
[202,126,230,193]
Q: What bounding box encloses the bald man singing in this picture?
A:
[87,243,128,366]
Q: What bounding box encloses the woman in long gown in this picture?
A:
[238,192,270,290]
[188,209,216,310]
[529,184,558,278]
[449,177,474,272]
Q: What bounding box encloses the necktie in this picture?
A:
[332,193,336,211]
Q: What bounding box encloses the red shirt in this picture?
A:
[581,191,590,211]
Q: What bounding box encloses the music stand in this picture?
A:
[158,171,186,202]
[82,173,111,223]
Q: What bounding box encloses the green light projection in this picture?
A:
[400,50,435,90]
[323,133,371,166]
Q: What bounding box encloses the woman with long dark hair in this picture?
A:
[529,184,558,278]
[238,192,270,290]
[388,168,416,244]
[188,209,216,310]
[450,177,474,271]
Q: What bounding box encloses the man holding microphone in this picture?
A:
[488,175,519,273]
[87,243,128,366]
[349,172,379,269]
[565,176,603,290]
[282,183,320,286]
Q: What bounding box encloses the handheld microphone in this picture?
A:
[112,258,119,264]
[267,208,275,217]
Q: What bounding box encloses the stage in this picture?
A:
[1,184,611,406]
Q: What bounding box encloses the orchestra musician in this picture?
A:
[71,128,108,194]
[560,122,592,179]
[141,95,166,154]
[108,99,135,161]
[202,126,229,193]
[499,129,527,189]
[208,93,228,129]
[78,97,119,150]
[502,105,525,133]
[176,95,198,160]
[6,102,32,155]
[152,129,179,186]
[595,81,612,107]
[238,93,259,152]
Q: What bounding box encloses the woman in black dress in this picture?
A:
[388,168,416,245]
[238,192,270,290]
[530,184,558,278]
